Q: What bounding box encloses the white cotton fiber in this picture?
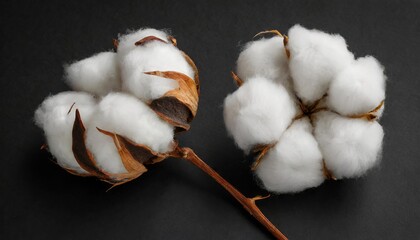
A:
[237,36,291,89]
[256,118,324,193]
[65,51,119,96]
[313,111,384,179]
[288,24,354,104]
[328,56,386,116]
[34,91,97,173]
[118,34,194,101]
[117,28,169,58]
[223,76,296,152]
[85,92,174,174]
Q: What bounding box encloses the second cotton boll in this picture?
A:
[224,24,386,194]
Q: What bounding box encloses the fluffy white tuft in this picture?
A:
[85,92,174,174]
[117,28,169,58]
[34,92,97,173]
[223,77,296,152]
[65,51,120,96]
[237,36,291,89]
[256,118,324,193]
[118,29,194,101]
[314,111,384,179]
[288,24,354,104]
[328,56,386,116]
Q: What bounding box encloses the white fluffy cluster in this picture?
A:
[224,24,386,193]
[35,28,194,174]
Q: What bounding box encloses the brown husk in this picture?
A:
[146,71,199,132]
[71,109,167,186]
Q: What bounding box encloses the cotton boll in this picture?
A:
[255,118,324,193]
[328,56,386,116]
[237,36,291,89]
[288,24,354,104]
[313,111,384,179]
[224,77,296,152]
[85,92,174,174]
[117,28,169,58]
[120,42,194,101]
[34,92,97,173]
[65,52,119,96]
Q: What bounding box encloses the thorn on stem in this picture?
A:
[251,194,271,202]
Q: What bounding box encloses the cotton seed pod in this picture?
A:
[225,24,386,193]
[35,28,200,185]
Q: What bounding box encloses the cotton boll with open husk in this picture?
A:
[36,28,200,185]
[328,56,386,117]
[225,24,387,194]
[34,91,97,174]
[65,51,120,96]
[255,118,324,193]
[288,24,354,104]
[313,111,384,179]
[223,76,296,152]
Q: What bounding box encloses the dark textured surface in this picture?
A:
[1,0,419,239]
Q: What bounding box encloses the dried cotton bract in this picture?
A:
[35,28,199,185]
[224,24,386,193]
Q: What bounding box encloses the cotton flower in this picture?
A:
[35,28,199,184]
[225,24,386,193]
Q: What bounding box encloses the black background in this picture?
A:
[1,0,419,239]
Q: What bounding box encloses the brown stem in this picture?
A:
[173,147,287,240]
